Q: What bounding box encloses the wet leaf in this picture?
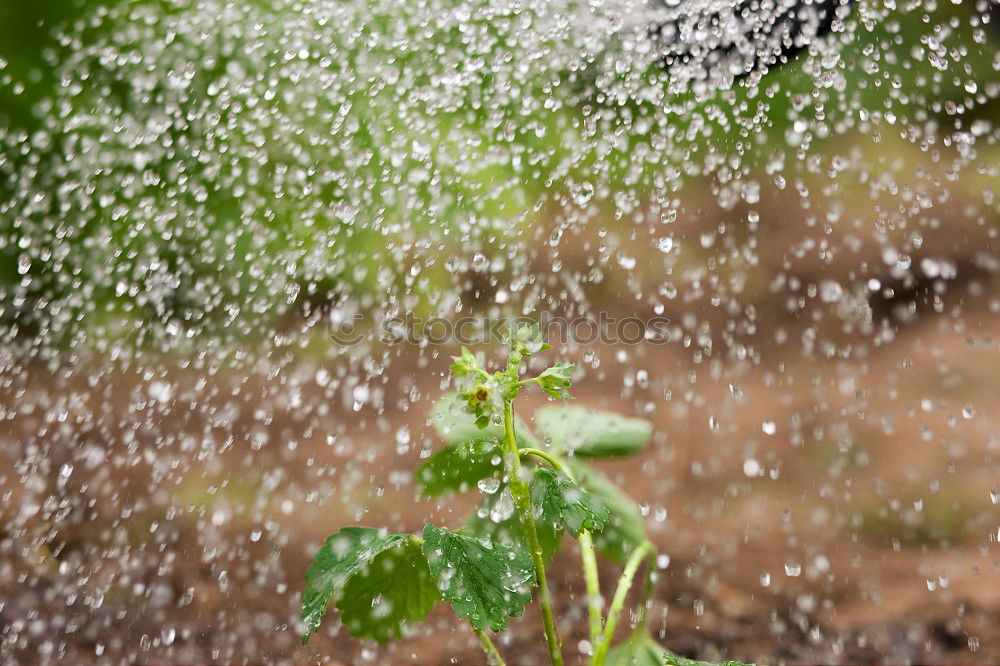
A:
[663,651,755,666]
[536,405,653,459]
[421,524,534,632]
[607,630,755,666]
[416,439,503,496]
[431,394,505,444]
[336,539,439,644]
[301,527,410,644]
[432,393,537,447]
[531,467,610,537]
[449,346,482,377]
[534,362,574,399]
[566,459,647,563]
[606,629,670,666]
[431,393,503,444]
[464,483,563,563]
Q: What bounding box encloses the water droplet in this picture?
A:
[477,477,501,494]
[395,426,411,454]
[570,181,594,205]
[654,236,674,253]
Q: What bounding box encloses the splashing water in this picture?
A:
[1,0,998,663]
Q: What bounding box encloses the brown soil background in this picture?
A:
[3,307,999,664]
[2,150,999,664]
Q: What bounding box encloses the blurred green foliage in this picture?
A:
[0,2,996,348]
[0,1,111,129]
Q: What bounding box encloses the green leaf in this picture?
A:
[431,393,505,444]
[531,467,610,537]
[421,523,535,632]
[510,322,549,356]
[663,651,755,666]
[301,527,409,644]
[535,405,653,458]
[336,538,438,644]
[607,630,756,666]
[605,629,670,666]
[534,362,574,399]
[566,459,647,563]
[416,439,503,495]
[464,482,563,562]
[449,346,481,377]
[431,393,537,447]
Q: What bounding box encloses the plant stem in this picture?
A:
[578,530,604,645]
[591,541,655,666]
[519,447,603,646]
[637,551,656,631]
[518,447,566,472]
[502,400,564,666]
[473,627,508,666]
[560,462,603,647]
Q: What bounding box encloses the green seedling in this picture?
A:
[301,323,751,666]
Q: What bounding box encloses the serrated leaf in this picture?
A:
[416,439,503,495]
[531,467,610,537]
[449,346,480,377]
[301,527,409,644]
[464,483,563,562]
[421,523,534,632]
[534,362,574,399]
[566,459,647,564]
[535,405,652,459]
[336,539,438,644]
